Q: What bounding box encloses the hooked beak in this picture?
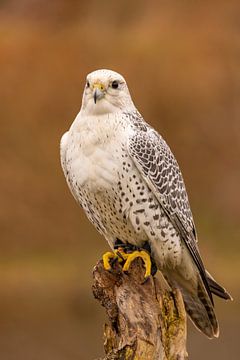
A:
[93,83,105,104]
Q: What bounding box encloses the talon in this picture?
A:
[103,248,153,278]
[122,250,152,278]
[103,251,117,270]
[142,275,151,285]
[102,249,125,271]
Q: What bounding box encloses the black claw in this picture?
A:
[111,256,119,265]
[151,261,158,276]
[142,241,158,276]
[141,275,151,285]
[115,250,125,261]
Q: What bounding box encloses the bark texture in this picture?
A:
[92,258,188,360]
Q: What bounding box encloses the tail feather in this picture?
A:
[206,271,232,301]
[163,270,219,338]
[196,277,219,337]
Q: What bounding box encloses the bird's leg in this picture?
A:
[102,239,126,270]
[102,251,124,271]
[117,240,157,278]
[102,239,156,280]
[121,249,152,279]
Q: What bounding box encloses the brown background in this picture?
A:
[0,1,239,359]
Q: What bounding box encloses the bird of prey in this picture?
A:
[60,69,231,338]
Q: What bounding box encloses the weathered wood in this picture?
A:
[92,258,188,360]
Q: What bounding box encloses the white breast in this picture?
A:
[61,112,128,191]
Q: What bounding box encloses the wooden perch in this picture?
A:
[92,258,188,360]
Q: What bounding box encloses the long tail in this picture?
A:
[163,268,231,338]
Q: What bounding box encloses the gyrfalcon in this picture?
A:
[60,69,231,338]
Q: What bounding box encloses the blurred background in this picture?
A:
[0,0,239,359]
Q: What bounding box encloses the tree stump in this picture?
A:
[92,258,188,360]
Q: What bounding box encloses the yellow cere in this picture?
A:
[93,82,105,91]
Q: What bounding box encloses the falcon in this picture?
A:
[60,69,231,338]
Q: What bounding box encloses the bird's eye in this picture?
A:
[111,80,119,89]
[86,81,90,88]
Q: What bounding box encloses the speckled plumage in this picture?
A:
[60,69,231,339]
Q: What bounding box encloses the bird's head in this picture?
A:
[81,69,135,115]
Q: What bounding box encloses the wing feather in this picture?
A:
[127,123,213,303]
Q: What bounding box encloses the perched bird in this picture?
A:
[60,69,231,338]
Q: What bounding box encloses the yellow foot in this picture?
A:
[102,248,152,279]
[122,250,152,279]
[102,250,124,271]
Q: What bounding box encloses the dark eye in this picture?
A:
[86,81,90,88]
[111,80,119,89]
